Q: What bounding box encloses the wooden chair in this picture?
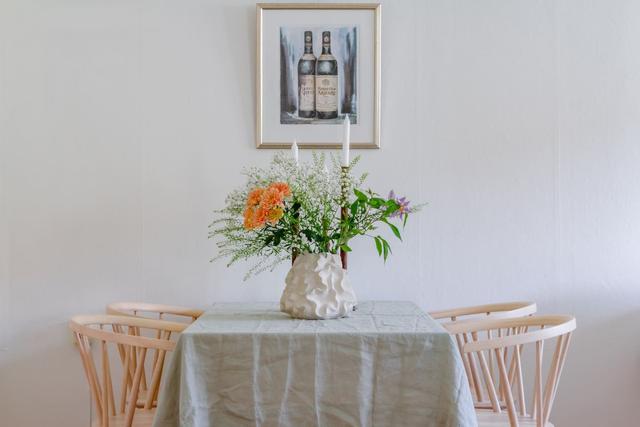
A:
[106,302,204,324]
[69,315,187,427]
[444,315,576,427]
[106,302,202,412]
[429,301,537,322]
[429,301,537,407]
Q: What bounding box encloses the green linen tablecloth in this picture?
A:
[153,301,477,427]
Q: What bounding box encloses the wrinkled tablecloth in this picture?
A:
[153,301,476,427]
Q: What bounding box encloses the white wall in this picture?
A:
[1,1,639,426]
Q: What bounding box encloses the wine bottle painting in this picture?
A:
[280,27,358,125]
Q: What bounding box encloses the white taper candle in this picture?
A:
[291,140,299,165]
[342,115,350,167]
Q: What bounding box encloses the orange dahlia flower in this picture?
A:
[257,203,270,220]
[260,187,285,210]
[243,207,257,229]
[269,182,292,197]
[246,188,265,207]
[266,206,284,225]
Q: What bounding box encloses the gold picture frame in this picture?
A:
[256,3,381,149]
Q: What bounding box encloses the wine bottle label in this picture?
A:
[315,75,338,112]
[299,75,315,112]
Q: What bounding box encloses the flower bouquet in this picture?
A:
[209,152,417,319]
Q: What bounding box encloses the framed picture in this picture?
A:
[256,3,381,149]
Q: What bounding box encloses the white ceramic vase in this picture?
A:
[280,253,357,320]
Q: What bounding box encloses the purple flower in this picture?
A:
[388,190,412,219]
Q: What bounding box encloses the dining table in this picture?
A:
[152,301,477,427]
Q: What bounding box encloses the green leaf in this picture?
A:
[354,189,368,201]
[384,199,401,215]
[369,197,385,208]
[377,236,392,261]
[374,237,382,256]
[340,244,352,252]
[350,201,359,216]
[403,214,408,227]
[386,199,400,208]
[386,221,402,241]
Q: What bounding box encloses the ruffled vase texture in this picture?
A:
[280,253,357,320]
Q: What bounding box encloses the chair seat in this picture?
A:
[91,409,156,427]
[476,410,555,427]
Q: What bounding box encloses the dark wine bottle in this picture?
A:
[297,31,316,119]
[315,31,338,120]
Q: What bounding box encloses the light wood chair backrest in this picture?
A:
[106,302,204,323]
[429,301,537,322]
[429,301,537,408]
[445,315,576,427]
[69,315,187,427]
[106,302,201,413]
